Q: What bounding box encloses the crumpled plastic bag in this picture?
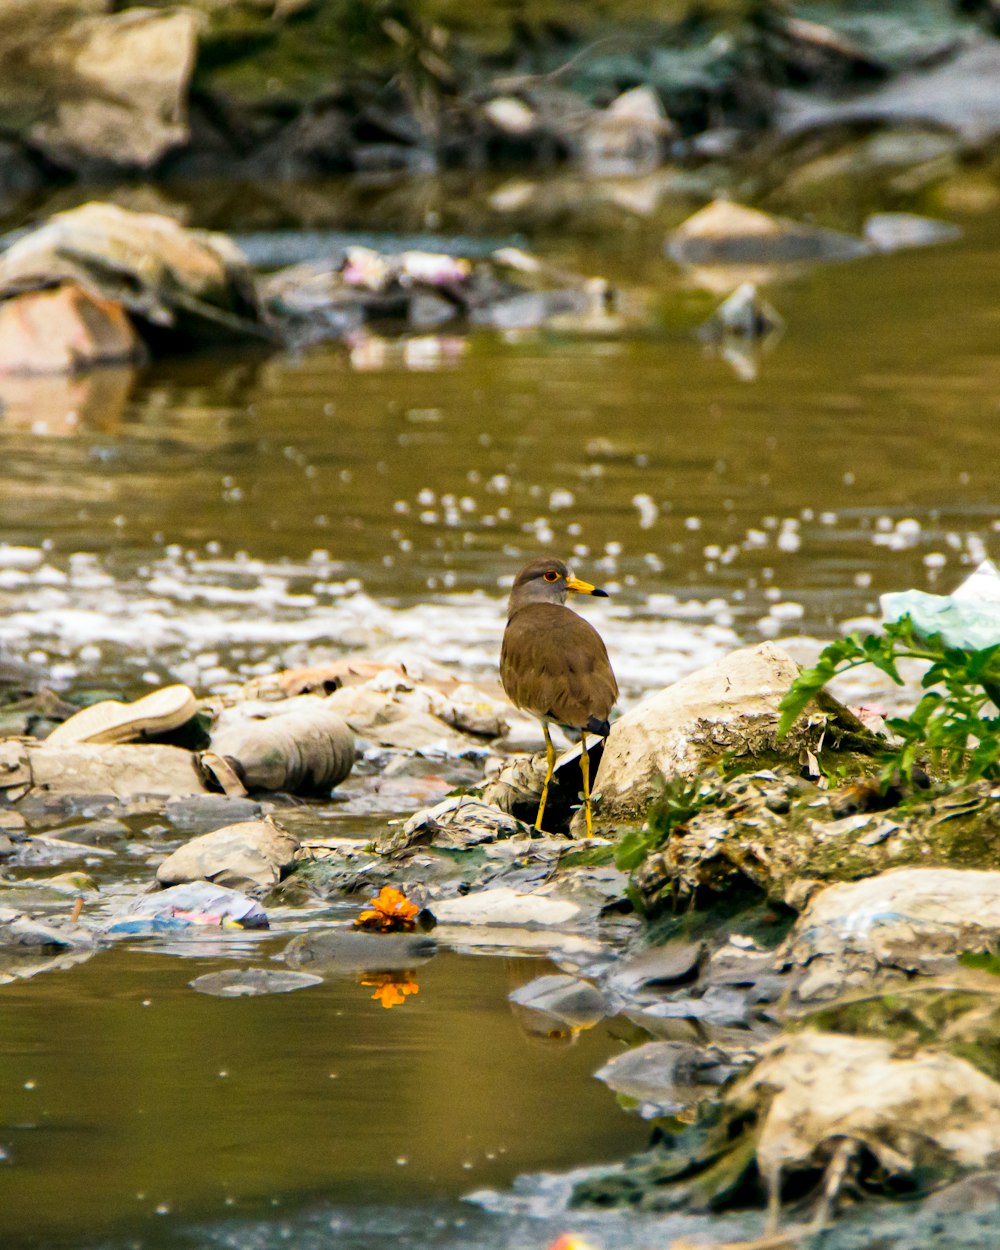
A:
[881,560,1000,650]
[106,881,268,934]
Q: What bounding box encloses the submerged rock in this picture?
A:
[163,794,263,834]
[508,973,608,1032]
[283,928,436,974]
[595,1040,742,1119]
[155,818,300,891]
[668,199,869,268]
[190,968,322,997]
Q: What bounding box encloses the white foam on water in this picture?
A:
[0,548,741,702]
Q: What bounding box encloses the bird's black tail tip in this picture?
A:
[586,716,611,738]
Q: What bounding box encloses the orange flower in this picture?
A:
[360,973,420,1009]
[354,885,419,932]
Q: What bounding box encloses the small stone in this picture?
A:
[595,1040,740,1117]
[156,819,300,890]
[862,212,961,253]
[483,97,537,136]
[163,795,263,834]
[607,940,706,993]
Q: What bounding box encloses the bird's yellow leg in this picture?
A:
[535,720,556,832]
[580,728,592,837]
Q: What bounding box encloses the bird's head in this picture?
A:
[507,556,609,614]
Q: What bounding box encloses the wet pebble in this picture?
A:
[163,795,264,834]
[283,928,436,974]
[50,818,131,845]
[595,1040,743,1118]
[605,939,706,994]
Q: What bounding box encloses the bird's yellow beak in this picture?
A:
[566,576,609,598]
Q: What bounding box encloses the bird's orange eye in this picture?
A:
[543,570,559,582]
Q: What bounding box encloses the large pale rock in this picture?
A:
[731,1031,1000,1188]
[0,284,140,375]
[593,643,825,823]
[783,867,1000,1003]
[26,8,200,170]
[155,817,300,889]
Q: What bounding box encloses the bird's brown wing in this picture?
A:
[500,602,618,728]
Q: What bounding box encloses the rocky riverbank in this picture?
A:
[6,601,1000,1243]
[3,1,1000,221]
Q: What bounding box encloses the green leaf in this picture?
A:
[614,828,652,872]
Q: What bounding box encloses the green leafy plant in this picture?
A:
[778,616,1000,784]
[614,771,723,871]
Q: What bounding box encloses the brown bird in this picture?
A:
[500,556,618,836]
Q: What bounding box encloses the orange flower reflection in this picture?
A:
[354,886,419,932]
[360,973,420,1009]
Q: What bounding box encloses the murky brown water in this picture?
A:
[3,197,999,696]
[0,943,651,1248]
[3,175,1000,1249]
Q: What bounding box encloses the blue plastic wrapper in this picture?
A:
[880,561,1000,651]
